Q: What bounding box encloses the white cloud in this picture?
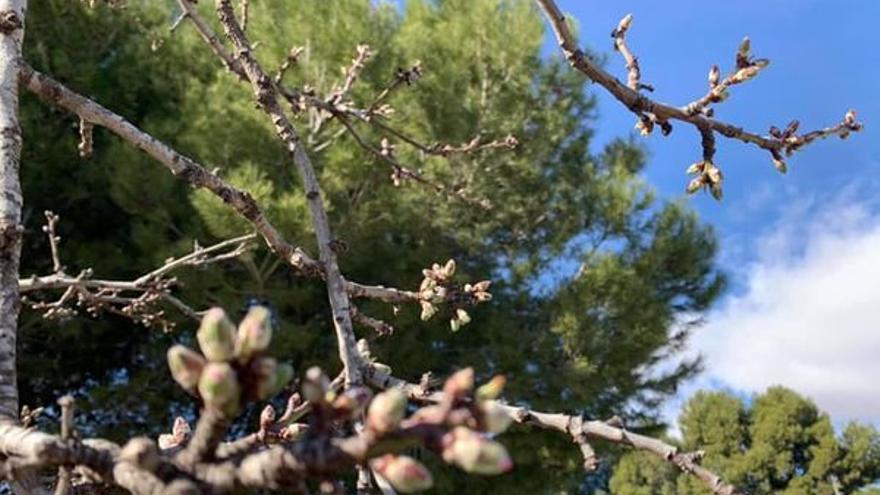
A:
[687,193,880,425]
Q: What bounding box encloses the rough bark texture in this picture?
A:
[0,0,26,423]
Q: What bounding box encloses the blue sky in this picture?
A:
[546,1,880,428]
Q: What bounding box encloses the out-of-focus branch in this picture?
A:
[534,0,862,199]
[213,0,364,385]
[364,366,744,495]
[21,215,255,329]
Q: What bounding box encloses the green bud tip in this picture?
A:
[167,345,206,392]
[235,305,273,362]
[197,307,236,362]
[367,388,407,434]
[198,362,241,417]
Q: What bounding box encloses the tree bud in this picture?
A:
[443,367,474,397]
[196,307,236,362]
[167,345,206,393]
[302,366,330,403]
[443,427,513,475]
[235,305,273,362]
[476,375,507,401]
[198,362,241,417]
[367,388,407,434]
[479,400,513,434]
[371,455,434,493]
[253,359,294,401]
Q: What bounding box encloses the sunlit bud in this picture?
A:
[198,362,241,417]
[420,301,437,321]
[685,161,703,175]
[281,423,309,441]
[773,157,787,174]
[197,308,236,362]
[450,318,462,332]
[371,455,434,493]
[302,367,330,403]
[367,388,407,434]
[157,434,177,450]
[431,286,448,304]
[172,417,191,440]
[444,367,474,397]
[705,164,722,185]
[616,13,633,36]
[443,259,456,277]
[456,308,471,326]
[480,400,513,434]
[734,66,760,82]
[708,65,720,87]
[474,291,493,302]
[845,109,857,126]
[686,176,704,195]
[333,386,373,419]
[737,36,751,60]
[259,405,276,432]
[752,58,770,68]
[710,182,724,201]
[476,375,507,401]
[443,427,513,475]
[419,277,436,292]
[235,306,273,362]
[167,345,206,393]
[472,280,492,293]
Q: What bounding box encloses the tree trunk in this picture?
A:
[0,0,26,424]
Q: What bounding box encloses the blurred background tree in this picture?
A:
[609,387,880,495]
[19,0,724,492]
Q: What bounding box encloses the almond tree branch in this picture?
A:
[212,0,364,385]
[534,0,862,196]
[364,366,744,495]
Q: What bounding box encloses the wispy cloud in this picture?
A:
[678,187,880,426]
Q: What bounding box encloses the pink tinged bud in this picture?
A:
[443,259,456,277]
[476,375,506,401]
[260,405,276,431]
[371,455,434,493]
[479,401,513,434]
[367,388,407,434]
[197,308,236,362]
[235,306,273,362]
[157,434,178,450]
[198,362,241,417]
[443,367,474,397]
[167,345,206,393]
[445,428,513,475]
[172,417,191,441]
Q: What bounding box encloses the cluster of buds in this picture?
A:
[360,368,513,493]
[418,259,492,332]
[166,306,293,417]
[685,160,724,200]
[730,37,770,84]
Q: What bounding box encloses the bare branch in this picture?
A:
[534,0,862,194]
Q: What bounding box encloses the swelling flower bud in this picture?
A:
[479,400,513,434]
[476,375,506,401]
[443,427,513,475]
[167,345,206,393]
[301,367,330,403]
[253,359,294,401]
[367,388,407,434]
[235,305,273,362]
[198,362,241,417]
[371,455,434,493]
[443,367,474,397]
[197,308,236,362]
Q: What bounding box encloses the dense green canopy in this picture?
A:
[19,1,724,492]
[610,387,880,495]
